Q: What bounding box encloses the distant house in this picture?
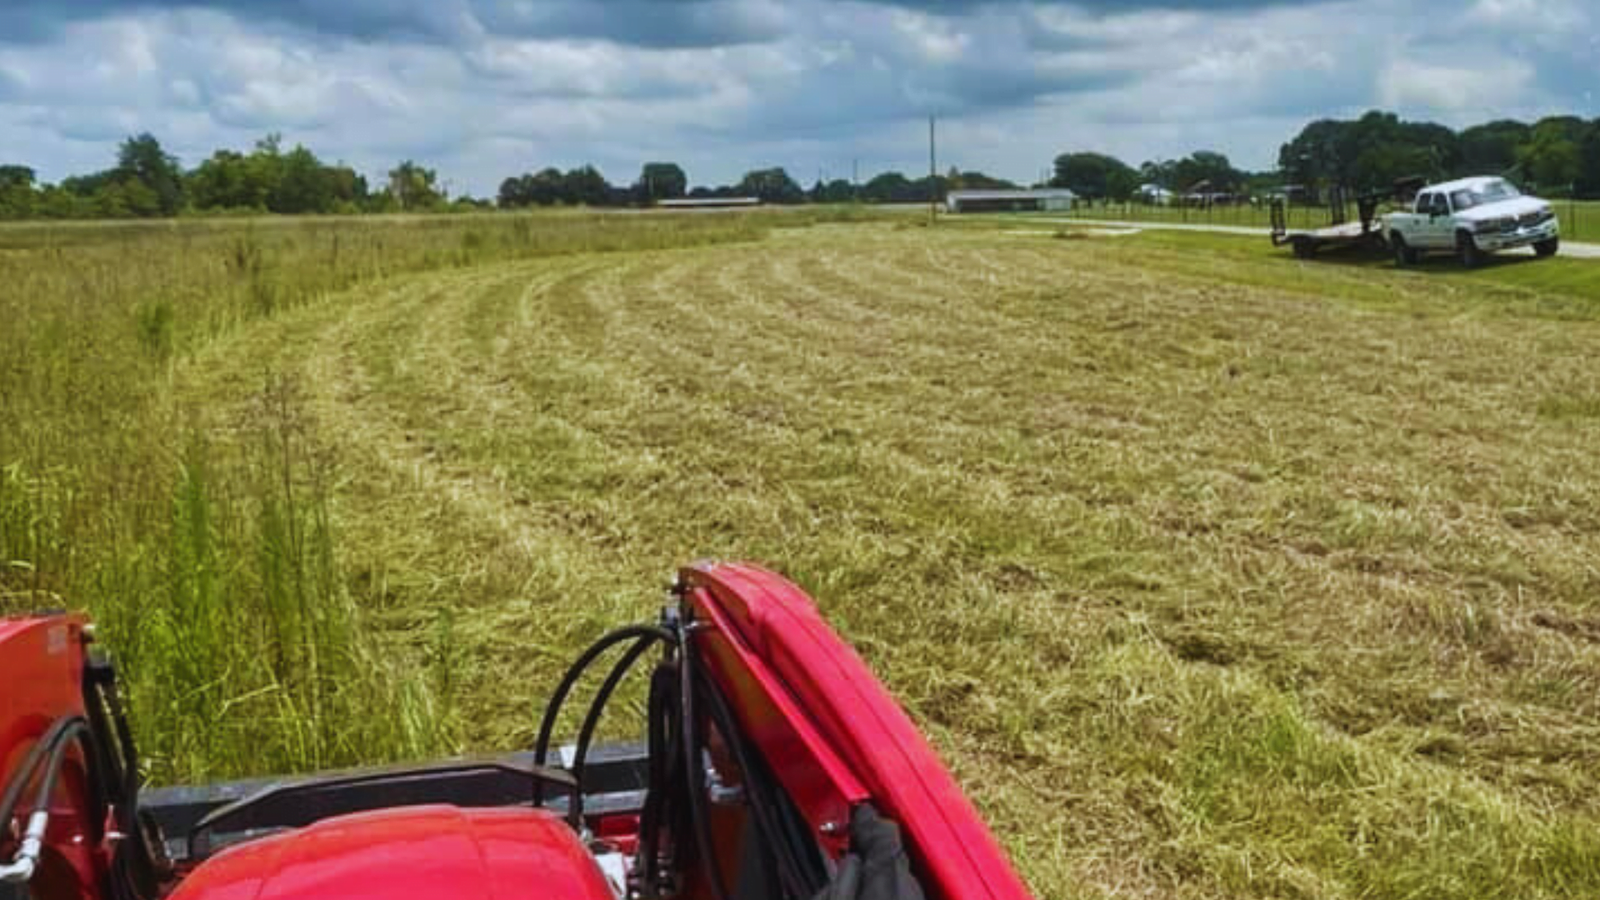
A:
[1137,183,1175,205]
[945,188,1076,213]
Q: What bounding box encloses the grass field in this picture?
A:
[1058,198,1600,243]
[6,211,1600,898]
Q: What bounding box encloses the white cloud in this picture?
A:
[887,9,970,63]
[0,0,1593,194]
[1463,0,1586,31]
[1378,59,1536,113]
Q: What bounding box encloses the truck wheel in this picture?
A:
[1391,234,1413,267]
[1456,231,1481,268]
[1534,238,1559,258]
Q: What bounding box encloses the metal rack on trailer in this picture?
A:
[1270,177,1424,259]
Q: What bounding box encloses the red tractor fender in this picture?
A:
[0,615,108,899]
[684,562,1034,900]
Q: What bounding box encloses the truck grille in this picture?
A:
[1519,210,1553,227]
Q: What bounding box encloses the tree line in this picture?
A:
[1278,111,1600,197]
[496,163,1018,208]
[1053,110,1600,203]
[0,131,1020,220]
[0,133,473,220]
[6,109,1599,220]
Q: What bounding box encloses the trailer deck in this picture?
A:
[1271,188,1387,258]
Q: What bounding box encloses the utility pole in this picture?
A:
[928,115,937,225]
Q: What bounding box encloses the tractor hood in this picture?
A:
[167,805,616,900]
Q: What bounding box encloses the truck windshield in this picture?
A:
[1449,179,1520,211]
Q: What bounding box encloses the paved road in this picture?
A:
[1033,217,1600,260]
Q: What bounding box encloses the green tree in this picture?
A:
[1458,120,1530,174]
[736,167,804,203]
[324,164,368,210]
[1171,151,1243,194]
[814,178,857,203]
[1138,159,1177,188]
[0,165,38,219]
[561,166,612,206]
[1051,152,1138,200]
[497,176,528,208]
[37,186,89,219]
[189,150,269,211]
[528,168,564,205]
[1517,117,1585,191]
[860,171,915,203]
[945,168,1018,191]
[1518,133,1580,192]
[271,145,332,214]
[1576,120,1600,197]
[1279,111,1457,192]
[186,138,367,214]
[0,165,34,187]
[117,133,184,215]
[498,168,569,207]
[387,160,445,211]
[635,162,688,203]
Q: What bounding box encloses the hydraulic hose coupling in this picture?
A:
[0,810,50,884]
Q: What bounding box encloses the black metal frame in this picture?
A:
[142,744,650,863]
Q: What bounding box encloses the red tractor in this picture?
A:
[2,561,1033,900]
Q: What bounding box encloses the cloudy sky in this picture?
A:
[1,0,1596,195]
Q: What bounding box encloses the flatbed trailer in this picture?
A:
[1271,187,1386,258]
[1270,178,1424,259]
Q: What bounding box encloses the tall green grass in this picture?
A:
[0,211,776,783]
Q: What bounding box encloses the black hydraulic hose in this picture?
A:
[539,611,822,900]
[1,715,104,891]
[637,664,665,893]
[85,659,161,900]
[678,624,731,900]
[637,660,682,896]
[693,665,820,900]
[99,675,144,834]
[29,720,94,817]
[532,624,674,804]
[567,632,663,831]
[0,716,93,836]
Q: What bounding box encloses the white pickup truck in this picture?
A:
[1384,176,1559,267]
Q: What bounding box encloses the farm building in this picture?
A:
[946,188,1076,213]
[1138,183,1176,205]
[657,196,761,209]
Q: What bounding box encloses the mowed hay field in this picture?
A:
[8,213,1600,898]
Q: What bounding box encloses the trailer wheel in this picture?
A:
[1391,234,1414,267]
[1456,231,1481,269]
[1534,238,1559,258]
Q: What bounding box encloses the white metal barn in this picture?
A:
[945,188,1076,213]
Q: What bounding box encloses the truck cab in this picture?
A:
[1384,176,1559,267]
